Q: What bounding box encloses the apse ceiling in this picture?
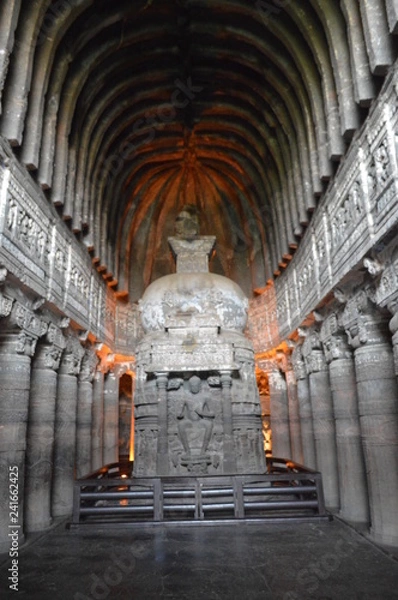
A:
[0,0,397,300]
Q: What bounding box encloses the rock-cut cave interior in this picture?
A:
[1,1,398,598]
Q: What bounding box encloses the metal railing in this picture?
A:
[70,457,329,527]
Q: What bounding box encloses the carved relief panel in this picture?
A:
[167,374,223,475]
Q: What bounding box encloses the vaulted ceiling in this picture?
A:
[0,0,397,300]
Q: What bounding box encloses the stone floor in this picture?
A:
[1,517,398,599]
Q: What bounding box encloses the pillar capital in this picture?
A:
[79,348,99,383]
[219,370,233,387]
[59,335,85,375]
[340,288,390,348]
[16,302,46,335]
[155,371,168,390]
[34,344,63,371]
[268,368,286,390]
[275,348,293,373]
[0,300,47,356]
[319,311,351,363]
[301,328,328,374]
[364,244,398,316]
[46,322,66,347]
[113,362,130,379]
[34,322,67,371]
[363,245,398,346]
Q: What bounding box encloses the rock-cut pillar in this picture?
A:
[91,370,105,471]
[103,370,120,466]
[291,343,317,469]
[302,329,340,511]
[268,368,291,459]
[155,372,169,475]
[342,290,398,546]
[52,337,84,517]
[320,313,369,525]
[220,370,237,474]
[0,296,43,552]
[76,349,98,478]
[25,324,66,532]
[285,367,303,464]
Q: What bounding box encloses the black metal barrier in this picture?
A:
[69,458,330,528]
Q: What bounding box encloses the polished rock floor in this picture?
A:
[1,518,398,599]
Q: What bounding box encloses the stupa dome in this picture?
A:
[139,272,248,333]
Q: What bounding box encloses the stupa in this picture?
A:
[134,206,266,476]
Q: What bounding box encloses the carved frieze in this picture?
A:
[5,178,51,268]
[287,268,299,328]
[0,145,118,345]
[331,180,364,252]
[145,339,238,372]
[246,296,268,353]
[365,106,398,234]
[65,255,91,329]
[276,287,289,332]
[46,228,69,308]
[89,275,101,335]
[294,237,317,316]
[367,137,393,206]
[115,302,144,353]
[100,289,116,346]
